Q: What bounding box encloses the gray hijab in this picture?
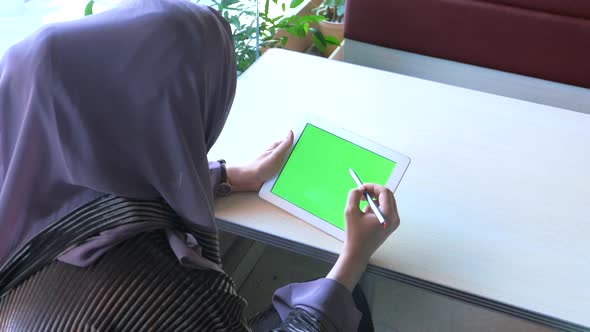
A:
[0,0,236,267]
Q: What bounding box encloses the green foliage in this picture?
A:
[313,0,345,22]
[211,0,259,74]
[308,27,340,53]
[214,0,332,73]
[84,0,94,16]
[84,0,338,74]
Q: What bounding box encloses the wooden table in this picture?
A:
[208,49,590,331]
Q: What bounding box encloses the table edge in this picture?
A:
[216,218,588,332]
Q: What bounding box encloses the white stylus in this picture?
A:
[349,168,388,228]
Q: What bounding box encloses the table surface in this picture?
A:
[208,49,590,330]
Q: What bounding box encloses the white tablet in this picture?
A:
[259,116,410,241]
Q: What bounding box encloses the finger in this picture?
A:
[361,183,389,196]
[378,188,397,218]
[363,204,371,213]
[359,184,384,206]
[266,140,282,151]
[270,130,294,159]
[345,188,364,218]
[362,184,397,216]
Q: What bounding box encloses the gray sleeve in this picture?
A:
[209,161,221,196]
[273,308,326,332]
[272,278,362,332]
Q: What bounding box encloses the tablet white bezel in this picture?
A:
[258,116,411,241]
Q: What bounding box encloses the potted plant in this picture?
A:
[313,0,345,57]
[212,0,339,70]
[258,0,340,57]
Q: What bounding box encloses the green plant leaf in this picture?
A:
[284,26,306,37]
[265,0,271,15]
[310,28,327,53]
[312,34,327,53]
[281,36,289,46]
[84,0,94,16]
[297,15,327,24]
[290,0,304,8]
[278,15,297,24]
[222,0,241,6]
[303,22,310,35]
[230,16,241,27]
[272,15,285,23]
[324,35,341,46]
[281,3,286,11]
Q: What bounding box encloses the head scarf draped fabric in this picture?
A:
[0,0,237,266]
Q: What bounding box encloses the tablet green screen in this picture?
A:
[271,124,397,230]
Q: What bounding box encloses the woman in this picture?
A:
[0,0,400,331]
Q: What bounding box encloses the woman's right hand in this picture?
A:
[326,184,400,291]
[343,184,400,263]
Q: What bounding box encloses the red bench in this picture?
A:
[344,0,590,89]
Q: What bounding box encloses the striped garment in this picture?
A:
[0,196,324,331]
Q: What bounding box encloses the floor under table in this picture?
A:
[219,232,554,332]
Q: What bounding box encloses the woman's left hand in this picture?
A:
[227,130,294,192]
